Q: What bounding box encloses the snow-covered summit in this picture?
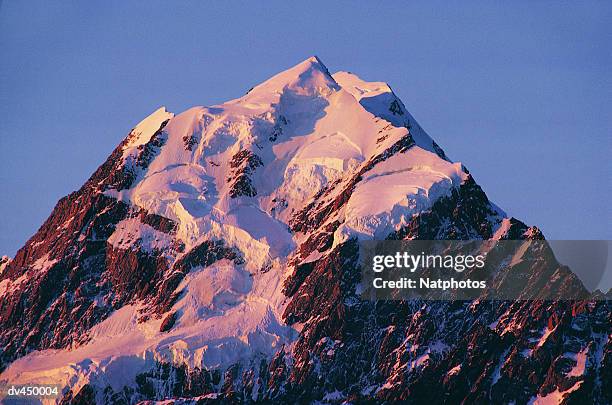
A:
[105,56,471,257]
[240,55,340,103]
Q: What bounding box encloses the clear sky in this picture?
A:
[0,2,610,256]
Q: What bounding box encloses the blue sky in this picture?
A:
[0,1,610,256]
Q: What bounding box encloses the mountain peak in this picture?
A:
[1,58,592,405]
[278,55,330,79]
[301,54,324,66]
[244,55,340,100]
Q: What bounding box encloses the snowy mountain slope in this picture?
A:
[0,57,609,404]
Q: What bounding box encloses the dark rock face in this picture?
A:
[268,115,288,142]
[104,242,170,306]
[183,134,198,151]
[273,242,609,402]
[159,311,178,332]
[138,209,177,234]
[60,383,96,405]
[0,192,133,368]
[0,120,233,373]
[227,150,263,198]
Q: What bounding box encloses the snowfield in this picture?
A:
[338,148,466,241]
